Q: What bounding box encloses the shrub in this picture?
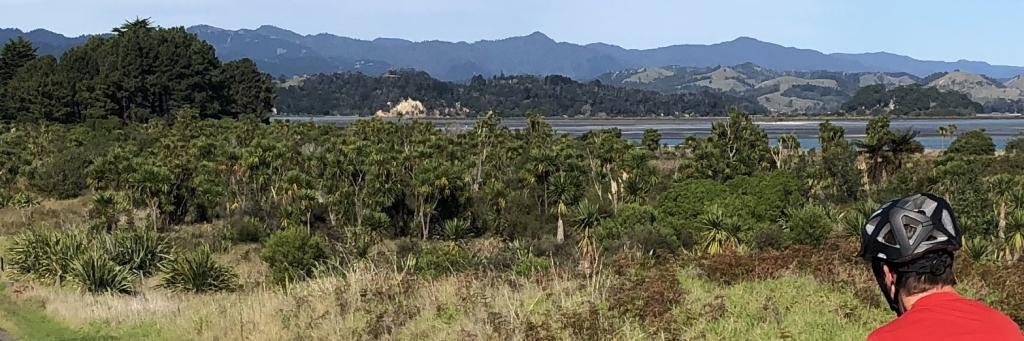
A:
[524,235,575,261]
[657,171,804,235]
[784,205,832,246]
[508,242,552,276]
[598,204,684,255]
[1007,135,1024,155]
[839,201,879,239]
[87,191,133,232]
[751,225,787,251]
[7,230,89,283]
[27,148,90,199]
[261,227,329,284]
[2,191,40,209]
[947,130,995,156]
[441,218,471,241]
[109,229,169,276]
[228,216,266,243]
[410,243,481,277]
[161,246,238,293]
[70,251,136,294]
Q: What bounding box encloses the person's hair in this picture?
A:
[895,255,957,296]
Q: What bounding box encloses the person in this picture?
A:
[859,193,1023,340]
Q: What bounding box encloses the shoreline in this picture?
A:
[273,114,1024,122]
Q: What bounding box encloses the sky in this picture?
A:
[1,0,1021,65]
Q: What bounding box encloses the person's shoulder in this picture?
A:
[961,298,1024,335]
[867,316,915,341]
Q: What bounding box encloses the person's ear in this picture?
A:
[882,264,896,296]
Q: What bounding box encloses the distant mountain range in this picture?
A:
[597,64,1024,113]
[3,25,1024,81]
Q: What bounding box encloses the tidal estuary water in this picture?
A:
[273,116,1024,150]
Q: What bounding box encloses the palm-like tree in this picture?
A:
[573,199,603,276]
[856,128,921,185]
[1003,210,1024,262]
[937,124,958,149]
[547,172,579,244]
[855,137,891,185]
[888,129,923,170]
[89,191,132,232]
[986,174,1020,239]
[699,206,743,255]
[129,162,173,230]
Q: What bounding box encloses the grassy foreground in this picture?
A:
[0,283,161,340]
[0,250,892,341]
[0,199,1017,340]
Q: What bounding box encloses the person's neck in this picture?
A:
[900,286,957,311]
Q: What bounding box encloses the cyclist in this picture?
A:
[859,193,1023,340]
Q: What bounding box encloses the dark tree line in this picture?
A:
[0,19,275,123]
[842,84,984,116]
[275,70,767,117]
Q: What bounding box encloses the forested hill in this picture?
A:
[274,70,767,117]
[0,20,275,124]
[842,84,985,116]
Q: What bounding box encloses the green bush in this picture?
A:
[261,227,329,284]
[109,229,169,276]
[784,205,832,246]
[1,191,40,209]
[27,149,91,199]
[657,171,804,235]
[512,253,551,276]
[404,242,481,278]
[87,191,133,232]
[947,130,995,156]
[441,218,471,241]
[161,246,238,293]
[598,204,685,255]
[228,217,267,243]
[839,200,879,239]
[7,230,89,283]
[70,251,136,294]
[1007,135,1024,155]
[751,225,787,251]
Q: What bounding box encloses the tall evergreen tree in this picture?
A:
[0,56,76,122]
[218,58,276,120]
[0,37,38,85]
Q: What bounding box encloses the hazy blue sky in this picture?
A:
[2,0,1020,65]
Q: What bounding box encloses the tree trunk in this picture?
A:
[418,198,429,240]
[556,213,565,244]
[421,212,429,240]
[150,202,159,231]
[998,202,1007,239]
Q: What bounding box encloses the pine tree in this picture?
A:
[0,37,38,85]
[1,56,76,122]
[218,58,276,120]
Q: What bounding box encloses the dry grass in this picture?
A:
[3,244,903,341]
[0,196,89,235]
[0,201,1001,340]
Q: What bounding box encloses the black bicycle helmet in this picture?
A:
[858,193,962,315]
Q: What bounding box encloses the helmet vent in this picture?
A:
[881,225,897,246]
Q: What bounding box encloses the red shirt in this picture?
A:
[868,292,1023,341]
